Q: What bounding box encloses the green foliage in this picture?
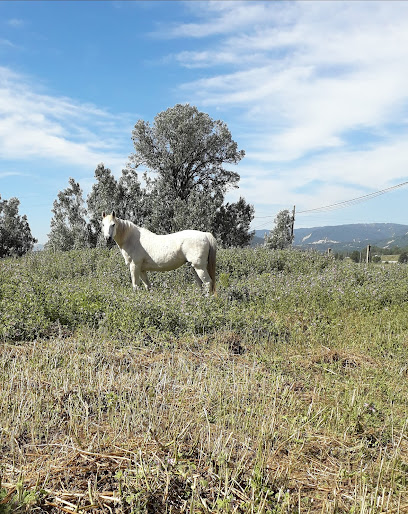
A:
[0,481,46,513]
[0,195,37,257]
[214,197,255,247]
[399,251,408,263]
[46,178,89,251]
[264,209,294,250]
[3,246,408,343]
[130,104,244,200]
[46,105,253,249]
[128,103,252,245]
[349,250,361,263]
[87,164,146,245]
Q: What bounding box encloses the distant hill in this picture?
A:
[34,224,408,253]
[253,223,408,251]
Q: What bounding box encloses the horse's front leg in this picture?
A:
[129,261,142,291]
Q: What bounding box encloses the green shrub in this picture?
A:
[2,247,408,342]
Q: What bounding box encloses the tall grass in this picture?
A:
[1,247,408,512]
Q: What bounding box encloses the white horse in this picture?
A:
[102,211,216,294]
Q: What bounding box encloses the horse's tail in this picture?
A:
[206,233,217,295]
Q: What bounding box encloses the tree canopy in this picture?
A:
[128,104,252,241]
[0,195,37,257]
[129,104,244,202]
[47,104,254,250]
[46,178,89,251]
[264,209,294,250]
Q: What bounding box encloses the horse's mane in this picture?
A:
[117,218,155,238]
[119,218,137,230]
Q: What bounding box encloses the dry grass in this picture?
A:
[2,321,408,513]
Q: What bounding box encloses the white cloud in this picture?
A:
[160,1,276,39]
[0,66,131,172]
[294,138,408,191]
[0,171,27,179]
[7,18,25,28]
[0,38,15,48]
[170,0,408,209]
[233,134,408,226]
[180,16,408,112]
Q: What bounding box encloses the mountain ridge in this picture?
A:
[253,222,408,251]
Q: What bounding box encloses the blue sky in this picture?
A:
[2,1,408,244]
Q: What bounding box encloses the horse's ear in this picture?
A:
[102,211,106,218]
[112,210,116,218]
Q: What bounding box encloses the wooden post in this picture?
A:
[366,244,371,264]
[290,205,296,243]
[327,248,332,257]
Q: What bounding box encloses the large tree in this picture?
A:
[46,178,89,251]
[47,105,254,250]
[128,104,251,242]
[0,195,37,257]
[130,104,244,200]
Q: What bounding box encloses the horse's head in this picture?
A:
[102,211,117,244]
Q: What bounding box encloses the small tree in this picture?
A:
[87,164,120,217]
[46,178,88,251]
[87,164,122,246]
[118,167,146,223]
[349,250,361,263]
[214,197,255,248]
[264,209,294,250]
[87,163,146,245]
[0,195,37,257]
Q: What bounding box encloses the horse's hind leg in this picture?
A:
[192,266,212,295]
[140,271,151,291]
[191,267,204,288]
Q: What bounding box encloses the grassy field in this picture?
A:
[1,247,408,513]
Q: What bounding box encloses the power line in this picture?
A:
[297,181,408,214]
[253,180,408,220]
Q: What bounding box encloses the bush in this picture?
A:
[2,247,408,342]
[399,251,408,264]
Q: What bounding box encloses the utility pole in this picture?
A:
[290,205,296,243]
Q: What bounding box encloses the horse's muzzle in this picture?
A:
[105,236,113,245]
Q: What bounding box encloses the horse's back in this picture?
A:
[144,229,210,246]
[134,227,215,269]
